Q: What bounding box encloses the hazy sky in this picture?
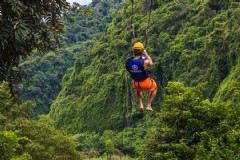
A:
[66,0,92,5]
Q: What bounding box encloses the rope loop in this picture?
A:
[146,25,150,33]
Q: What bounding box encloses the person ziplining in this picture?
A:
[126,42,157,112]
[125,0,156,112]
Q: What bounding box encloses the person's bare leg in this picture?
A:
[146,89,157,111]
[136,91,144,112]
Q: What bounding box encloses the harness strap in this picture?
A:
[138,81,142,89]
[149,79,154,89]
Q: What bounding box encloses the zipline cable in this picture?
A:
[144,0,153,48]
[130,0,136,41]
[130,0,153,48]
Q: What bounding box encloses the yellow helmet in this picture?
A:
[133,42,144,50]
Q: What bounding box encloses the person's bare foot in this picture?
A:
[140,107,144,112]
[146,104,153,111]
[146,108,153,111]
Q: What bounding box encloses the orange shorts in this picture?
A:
[133,77,157,92]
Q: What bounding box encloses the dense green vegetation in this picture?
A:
[50,0,240,130]
[20,0,123,116]
[0,0,72,89]
[144,82,240,159]
[1,0,240,159]
[64,0,123,45]
[0,82,82,160]
[49,0,240,158]
[20,50,74,116]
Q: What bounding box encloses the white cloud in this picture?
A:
[66,0,92,5]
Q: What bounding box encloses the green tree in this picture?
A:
[105,139,115,160]
[0,82,83,159]
[13,115,83,160]
[143,82,240,159]
[0,131,32,160]
[73,132,100,157]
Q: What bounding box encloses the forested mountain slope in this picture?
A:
[64,0,123,45]
[20,50,74,116]
[20,0,122,116]
[50,0,240,133]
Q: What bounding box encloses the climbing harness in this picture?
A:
[130,0,153,48]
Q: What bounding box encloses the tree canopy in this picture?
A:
[0,82,83,159]
[1,0,240,159]
[0,0,90,91]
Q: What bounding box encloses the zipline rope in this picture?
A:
[130,0,136,41]
[144,0,153,47]
[130,0,153,48]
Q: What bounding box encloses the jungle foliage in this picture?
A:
[143,82,240,159]
[64,0,123,45]
[49,0,240,158]
[0,0,90,92]
[0,82,82,160]
[19,0,123,116]
[20,50,75,116]
[1,0,240,159]
[50,0,240,131]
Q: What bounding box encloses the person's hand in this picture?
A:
[142,49,147,55]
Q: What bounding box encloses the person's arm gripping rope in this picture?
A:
[142,50,153,69]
